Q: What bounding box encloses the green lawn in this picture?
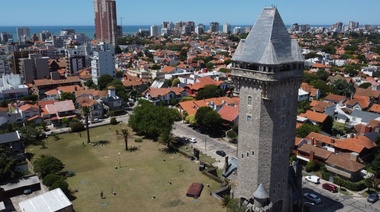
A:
[27,124,224,212]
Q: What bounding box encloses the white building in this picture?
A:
[19,188,73,212]
[233,27,241,34]
[150,25,159,36]
[0,55,10,75]
[16,27,30,43]
[91,43,116,85]
[0,74,28,100]
[223,23,231,34]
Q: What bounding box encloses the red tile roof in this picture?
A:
[218,105,239,122]
[298,144,332,160]
[325,153,365,173]
[299,110,328,123]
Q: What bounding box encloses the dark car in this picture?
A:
[322,183,338,192]
[216,150,226,157]
[303,193,321,204]
[368,192,379,203]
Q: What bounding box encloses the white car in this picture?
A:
[303,193,321,204]
[189,138,197,143]
[304,175,320,184]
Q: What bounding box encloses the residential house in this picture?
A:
[311,100,335,115]
[18,104,40,120]
[185,76,229,97]
[324,94,347,105]
[355,87,380,102]
[299,110,328,127]
[142,87,187,105]
[43,100,77,126]
[369,103,380,114]
[0,131,24,156]
[44,85,84,100]
[300,82,321,100]
[32,76,82,99]
[101,86,123,112]
[217,104,239,126]
[297,143,332,165]
[298,88,309,102]
[178,96,237,116]
[325,153,365,180]
[76,96,104,120]
[344,95,372,111]
[349,109,380,125]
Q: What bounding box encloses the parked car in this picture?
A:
[303,193,321,204]
[322,183,338,192]
[367,192,379,203]
[304,175,320,184]
[90,118,101,124]
[216,150,226,157]
[189,138,197,143]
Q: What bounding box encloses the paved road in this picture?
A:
[302,179,380,212]
[172,121,237,168]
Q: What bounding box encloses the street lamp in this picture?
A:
[118,152,121,168]
[302,202,314,212]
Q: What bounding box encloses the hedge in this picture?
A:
[333,176,366,191]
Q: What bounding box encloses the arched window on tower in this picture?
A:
[247,96,252,106]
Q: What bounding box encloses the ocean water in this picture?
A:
[0,25,259,41]
[0,24,329,42]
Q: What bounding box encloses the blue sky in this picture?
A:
[1,0,379,26]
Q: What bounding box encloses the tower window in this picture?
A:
[247,152,249,157]
[273,189,276,194]
[281,115,286,126]
[246,115,252,122]
[252,151,254,155]
[280,144,283,150]
[281,97,286,109]
[275,148,278,155]
[241,154,244,158]
[247,96,252,106]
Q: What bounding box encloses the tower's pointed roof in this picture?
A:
[253,183,269,199]
[232,7,303,65]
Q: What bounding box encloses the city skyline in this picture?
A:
[1,0,380,26]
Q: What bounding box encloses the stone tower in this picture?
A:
[231,7,304,212]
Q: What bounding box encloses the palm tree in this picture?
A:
[159,131,175,150]
[82,106,91,144]
[121,129,129,151]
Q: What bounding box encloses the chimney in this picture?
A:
[349,152,359,162]
[309,151,315,162]
[311,137,315,145]
[331,138,335,143]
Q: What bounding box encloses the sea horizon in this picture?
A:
[0,24,331,42]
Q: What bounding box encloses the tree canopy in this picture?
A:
[331,79,353,97]
[195,84,221,100]
[33,155,64,178]
[128,100,178,140]
[0,146,16,181]
[296,123,320,138]
[98,74,114,90]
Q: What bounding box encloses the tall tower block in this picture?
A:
[231,7,304,211]
[94,0,118,46]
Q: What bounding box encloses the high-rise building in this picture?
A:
[65,44,87,76]
[223,23,231,34]
[348,21,359,30]
[162,22,169,29]
[195,24,205,34]
[150,25,159,37]
[231,7,304,212]
[19,53,50,83]
[94,0,118,46]
[90,43,115,85]
[209,22,219,33]
[0,32,12,43]
[16,27,30,43]
[233,27,241,34]
[187,21,195,32]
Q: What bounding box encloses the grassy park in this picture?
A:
[26,123,224,212]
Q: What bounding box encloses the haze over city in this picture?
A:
[1,0,380,26]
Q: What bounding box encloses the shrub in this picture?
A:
[43,173,62,187]
[70,122,85,132]
[305,161,317,172]
[333,176,366,191]
[110,117,118,125]
[135,138,143,143]
[50,179,70,196]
